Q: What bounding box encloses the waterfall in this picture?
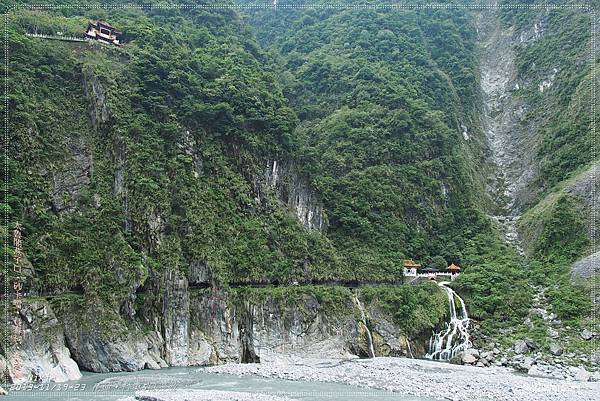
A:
[353,292,375,358]
[426,282,471,361]
[406,338,414,358]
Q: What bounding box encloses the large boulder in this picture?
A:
[513,340,530,354]
[460,352,478,365]
[570,367,591,382]
[517,357,535,371]
[580,329,596,341]
[549,344,563,356]
[571,250,600,282]
[524,338,538,350]
[464,348,480,358]
[480,350,494,360]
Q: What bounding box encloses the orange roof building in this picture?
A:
[403,259,422,268]
[447,263,461,273]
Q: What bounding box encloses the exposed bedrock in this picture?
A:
[261,159,327,232]
[2,286,428,382]
[1,300,81,384]
[477,11,540,215]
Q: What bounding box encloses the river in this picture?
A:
[3,366,434,401]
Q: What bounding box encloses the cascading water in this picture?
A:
[406,338,414,358]
[353,292,375,358]
[426,282,471,361]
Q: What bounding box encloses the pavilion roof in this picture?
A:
[403,259,421,268]
[447,263,461,271]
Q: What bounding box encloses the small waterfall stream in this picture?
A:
[353,292,375,358]
[426,282,471,361]
[406,338,414,358]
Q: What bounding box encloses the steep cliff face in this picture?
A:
[2,284,442,383]
[485,6,595,263]
[473,6,598,359]
[1,301,81,383]
[263,160,327,232]
[477,7,593,218]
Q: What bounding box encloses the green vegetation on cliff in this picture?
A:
[500,3,595,321]
[4,1,596,354]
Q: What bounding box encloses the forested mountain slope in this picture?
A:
[1,0,598,383]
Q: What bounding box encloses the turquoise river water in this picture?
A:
[3,366,436,401]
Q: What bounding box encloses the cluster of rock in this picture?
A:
[453,348,498,367]
[453,330,599,382]
[207,355,600,401]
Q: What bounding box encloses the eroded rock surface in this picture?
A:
[2,300,81,383]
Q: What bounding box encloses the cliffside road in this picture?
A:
[204,356,600,401]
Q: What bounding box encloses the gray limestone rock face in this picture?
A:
[63,327,160,373]
[189,262,212,286]
[3,300,81,383]
[49,136,93,214]
[162,272,190,366]
[477,11,540,214]
[7,286,446,381]
[572,250,600,282]
[251,293,355,359]
[239,302,260,364]
[565,162,600,215]
[369,307,411,357]
[59,302,166,374]
[83,67,110,129]
[188,288,241,365]
[263,160,327,232]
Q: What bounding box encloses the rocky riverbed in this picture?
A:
[203,355,600,401]
[449,333,598,382]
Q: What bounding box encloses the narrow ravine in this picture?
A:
[478,11,525,215]
[476,11,531,253]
